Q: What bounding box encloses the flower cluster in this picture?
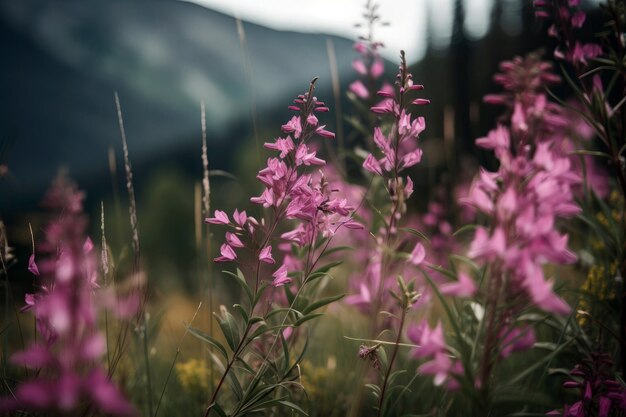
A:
[362,56,428,182]
[408,321,462,389]
[0,174,134,416]
[206,79,360,288]
[348,1,388,101]
[548,350,626,416]
[534,0,603,65]
[465,53,581,315]
[465,135,580,314]
[345,51,429,321]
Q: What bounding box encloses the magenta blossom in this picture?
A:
[1,174,134,416]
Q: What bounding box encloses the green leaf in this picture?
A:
[266,307,301,323]
[249,322,269,340]
[453,224,477,237]
[187,326,229,360]
[425,264,457,280]
[399,227,430,242]
[215,309,241,351]
[278,400,308,415]
[387,369,407,387]
[223,269,253,306]
[294,313,324,326]
[311,260,343,274]
[319,245,353,258]
[279,330,290,374]
[227,371,244,400]
[365,383,381,398]
[208,351,226,374]
[233,304,249,324]
[449,254,481,272]
[252,282,270,308]
[288,331,310,375]
[302,293,345,315]
[207,402,227,417]
[284,284,296,305]
[505,339,574,387]
[569,149,611,158]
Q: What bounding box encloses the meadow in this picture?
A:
[1,1,626,416]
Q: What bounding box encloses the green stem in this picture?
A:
[376,306,407,417]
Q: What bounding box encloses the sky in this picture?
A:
[182,0,494,63]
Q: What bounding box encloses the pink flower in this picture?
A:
[264,136,294,159]
[571,11,585,28]
[409,242,426,265]
[272,264,291,287]
[259,246,275,264]
[214,243,237,262]
[232,209,247,227]
[352,59,367,75]
[1,174,135,416]
[28,254,40,276]
[500,326,535,357]
[419,352,452,386]
[315,126,336,139]
[363,154,383,176]
[225,232,244,248]
[413,321,446,358]
[370,58,384,79]
[440,272,476,297]
[405,176,414,198]
[401,149,423,169]
[295,144,325,166]
[281,116,302,138]
[250,188,275,208]
[349,80,369,99]
[475,125,509,150]
[205,210,229,225]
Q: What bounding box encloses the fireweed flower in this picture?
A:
[465,56,581,313]
[407,321,462,389]
[348,1,395,117]
[482,53,607,197]
[347,50,429,316]
[206,79,359,292]
[0,174,134,416]
[533,0,603,65]
[548,350,626,416]
[418,52,582,394]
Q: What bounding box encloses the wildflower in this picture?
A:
[549,350,625,416]
[214,243,237,263]
[210,79,359,292]
[408,321,461,388]
[357,344,381,369]
[259,246,275,264]
[409,242,426,265]
[0,173,134,416]
[272,264,291,287]
[349,80,369,99]
[225,232,244,248]
[232,209,248,227]
[205,210,230,225]
[362,51,427,180]
[533,0,603,65]
[28,253,40,276]
[440,272,476,297]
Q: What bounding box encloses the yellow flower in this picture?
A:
[176,358,210,391]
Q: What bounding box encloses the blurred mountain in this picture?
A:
[0,0,356,209]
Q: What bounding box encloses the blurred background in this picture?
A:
[0,0,608,414]
[0,0,607,315]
